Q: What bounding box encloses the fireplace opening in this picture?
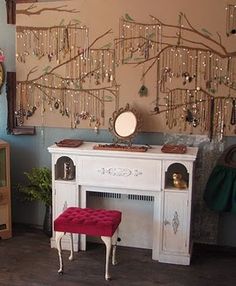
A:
[86,191,154,249]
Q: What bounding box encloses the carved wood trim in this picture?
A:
[5,1,36,135]
[5,0,16,24]
[6,72,16,133]
[12,126,36,135]
[6,72,35,135]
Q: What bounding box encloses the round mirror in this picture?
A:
[109,104,142,145]
[114,111,137,138]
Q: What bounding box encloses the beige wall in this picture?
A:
[16,0,236,137]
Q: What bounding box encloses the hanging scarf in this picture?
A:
[203,145,236,213]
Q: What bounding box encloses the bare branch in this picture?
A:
[89,29,113,48]
[142,58,157,79]
[183,14,227,55]
[26,66,38,81]
[150,14,228,56]
[16,5,79,16]
[216,32,222,45]
[18,29,112,84]
[34,82,116,100]
[180,36,225,57]
[17,23,85,32]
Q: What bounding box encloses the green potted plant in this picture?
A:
[17,167,52,237]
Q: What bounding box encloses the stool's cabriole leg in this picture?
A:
[69,233,74,261]
[111,229,118,266]
[101,236,112,281]
[55,231,66,274]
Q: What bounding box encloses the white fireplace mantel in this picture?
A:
[48,142,198,265]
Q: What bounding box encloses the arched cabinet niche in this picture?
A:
[55,156,76,181]
[160,160,194,263]
[164,163,189,190]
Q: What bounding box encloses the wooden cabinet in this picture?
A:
[0,140,11,239]
[50,155,79,250]
[48,142,198,265]
[53,181,79,250]
[162,192,189,253]
[159,161,194,265]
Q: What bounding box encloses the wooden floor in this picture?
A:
[0,225,236,286]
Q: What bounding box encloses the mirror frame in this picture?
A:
[109,103,142,145]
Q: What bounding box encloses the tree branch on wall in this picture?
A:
[16,27,118,130]
[153,14,229,55]
[117,14,236,76]
[16,4,79,16]
[5,0,38,24]
[115,12,236,140]
[19,28,112,82]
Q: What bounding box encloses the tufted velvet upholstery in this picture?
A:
[54,207,122,237]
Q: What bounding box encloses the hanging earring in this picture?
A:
[139,64,148,96]
[94,119,100,133]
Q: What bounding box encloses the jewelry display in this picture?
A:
[138,64,148,97]
[16,24,88,64]
[115,16,160,64]
[115,10,236,140]
[16,14,118,130]
[15,78,119,129]
[226,4,236,36]
[15,3,236,140]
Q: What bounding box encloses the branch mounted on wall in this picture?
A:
[115,11,236,141]
[14,2,236,140]
[4,1,81,134]
[5,0,39,24]
[16,21,119,132]
[12,2,120,134]
[16,23,88,63]
[16,4,79,16]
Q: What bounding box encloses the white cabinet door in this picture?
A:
[162,191,189,254]
[54,181,78,219]
[52,181,79,251]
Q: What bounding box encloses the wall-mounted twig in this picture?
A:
[16,4,79,16]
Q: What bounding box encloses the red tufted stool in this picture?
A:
[54,207,122,280]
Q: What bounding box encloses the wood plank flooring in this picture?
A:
[0,224,236,286]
